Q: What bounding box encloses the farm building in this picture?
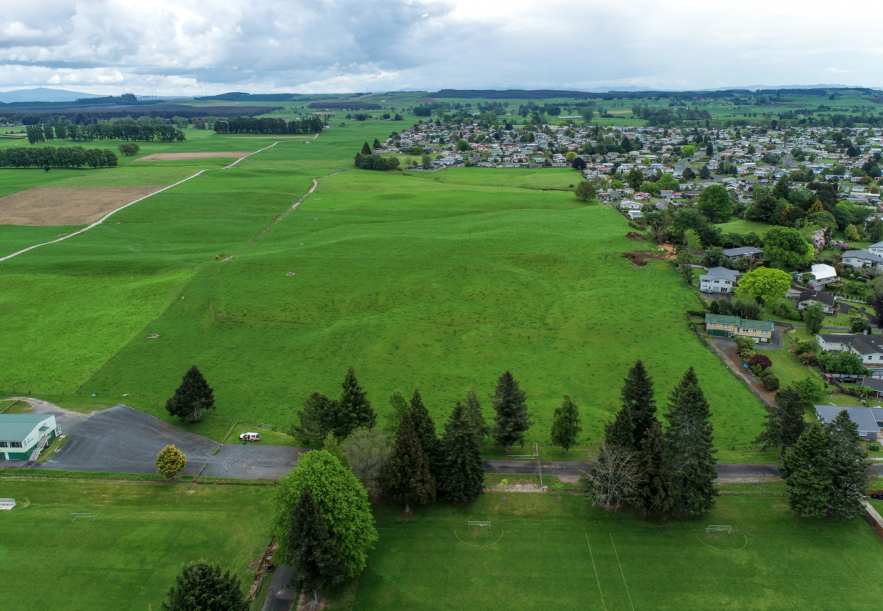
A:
[814,405,883,441]
[0,414,59,461]
[704,313,774,343]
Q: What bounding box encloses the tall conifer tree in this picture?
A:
[335,366,375,439]
[826,410,872,520]
[165,365,215,422]
[463,389,489,439]
[490,371,533,452]
[437,401,485,502]
[756,385,807,456]
[633,421,675,518]
[664,367,717,516]
[605,360,657,451]
[783,423,831,518]
[285,490,346,607]
[551,395,582,453]
[382,412,435,513]
[408,388,439,476]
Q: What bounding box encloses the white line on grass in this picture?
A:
[609,533,635,611]
[585,533,607,611]
[0,170,208,263]
[223,142,280,168]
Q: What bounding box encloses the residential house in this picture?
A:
[814,334,883,373]
[723,246,763,262]
[704,313,774,343]
[809,264,838,288]
[868,242,883,257]
[787,286,838,314]
[699,267,739,293]
[814,405,881,441]
[842,250,883,268]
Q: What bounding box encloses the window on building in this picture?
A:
[9,442,22,448]
[0,441,7,447]
[722,324,729,328]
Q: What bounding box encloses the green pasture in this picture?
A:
[325,492,883,610]
[66,166,765,448]
[715,219,770,235]
[0,478,273,611]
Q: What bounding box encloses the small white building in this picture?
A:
[0,414,59,461]
[700,267,739,293]
[809,264,838,289]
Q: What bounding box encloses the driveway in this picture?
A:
[3,396,91,432]
[261,567,298,611]
[0,403,305,479]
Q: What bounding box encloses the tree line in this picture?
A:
[26,122,185,144]
[354,142,400,171]
[0,146,118,169]
[213,116,324,135]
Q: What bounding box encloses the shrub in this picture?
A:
[795,338,820,355]
[761,373,780,390]
[750,363,764,376]
[746,354,773,371]
[870,443,881,452]
[738,348,756,361]
[156,445,186,479]
[735,336,755,353]
[788,310,803,321]
[686,310,706,317]
[798,352,818,365]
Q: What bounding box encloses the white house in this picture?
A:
[0,414,59,461]
[868,242,883,257]
[842,250,883,268]
[700,267,739,293]
[809,264,838,289]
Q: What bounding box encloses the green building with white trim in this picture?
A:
[0,414,59,461]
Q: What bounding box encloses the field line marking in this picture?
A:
[0,170,208,263]
[453,529,504,547]
[348,570,363,611]
[694,532,748,551]
[585,533,607,611]
[223,141,280,168]
[609,533,635,611]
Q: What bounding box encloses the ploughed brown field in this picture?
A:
[134,152,251,161]
[0,186,162,225]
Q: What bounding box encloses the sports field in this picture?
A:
[328,492,883,610]
[0,478,273,610]
[0,123,767,448]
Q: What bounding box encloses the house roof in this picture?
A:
[868,242,883,249]
[705,313,740,325]
[861,377,883,393]
[816,333,850,345]
[738,318,774,332]
[815,405,880,435]
[847,337,883,356]
[0,414,55,442]
[702,267,739,281]
[723,246,763,257]
[792,287,837,307]
[843,250,883,262]
[811,264,837,280]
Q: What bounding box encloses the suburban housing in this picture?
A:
[815,404,883,441]
[705,313,774,343]
[700,267,739,293]
[0,414,59,461]
[816,333,883,374]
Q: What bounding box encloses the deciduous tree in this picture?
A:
[575,181,596,201]
[802,302,826,335]
[341,427,390,495]
[697,184,733,222]
[581,444,640,511]
[156,445,186,479]
[383,391,410,438]
[736,267,791,303]
[762,226,814,268]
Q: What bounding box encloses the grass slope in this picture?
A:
[0,479,273,611]
[328,492,883,610]
[77,169,764,448]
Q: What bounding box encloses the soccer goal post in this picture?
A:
[70,512,97,522]
[467,521,491,529]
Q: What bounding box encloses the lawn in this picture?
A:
[0,478,274,611]
[324,491,883,610]
[715,219,770,235]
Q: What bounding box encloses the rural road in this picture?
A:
[261,567,298,611]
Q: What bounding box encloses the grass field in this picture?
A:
[0,478,274,610]
[323,491,883,610]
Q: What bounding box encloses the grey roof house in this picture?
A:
[814,405,882,441]
[723,246,763,261]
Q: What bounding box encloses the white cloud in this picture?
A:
[0,0,881,94]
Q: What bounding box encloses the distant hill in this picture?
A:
[0,88,104,103]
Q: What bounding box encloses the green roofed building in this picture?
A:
[0,414,59,461]
[705,313,774,343]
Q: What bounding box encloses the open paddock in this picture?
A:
[134,152,252,161]
[0,186,163,226]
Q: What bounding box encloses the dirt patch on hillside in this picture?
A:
[0,186,162,226]
[622,251,666,267]
[626,232,645,241]
[135,152,251,161]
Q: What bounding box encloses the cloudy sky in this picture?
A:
[1,0,880,95]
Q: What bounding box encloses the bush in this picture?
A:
[795,338,820,355]
[156,445,186,479]
[735,336,755,353]
[761,373,780,390]
[750,363,764,376]
[798,352,818,365]
[686,310,706,317]
[870,443,881,452]
[746,354,773,371]
[787,310,803,321]
[738,348,756,361]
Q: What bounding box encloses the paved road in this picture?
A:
[0,403,304,479]
[261,567,297,611]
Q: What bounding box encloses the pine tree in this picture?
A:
[360,142,371,155]
[372,138,381,149]
[463,389,489,439]
[437,401,485,502]
[664,367,718,517]
[550,395,582,453]
[335,366,375,439]
[783,423,831,518]
[621,360,658,447]
[633,422,675,518]
[490,371,533,452]
[825,410,872,520]
[756,385,807,456]
[292,391,335,445]
[162,561,248,611]
[383,390,409,438]
[408,388,438,476]
[604,403,635,449]
[285,490,346,608]
[382,412,435,513]
[165,365,215,422]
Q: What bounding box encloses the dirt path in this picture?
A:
[1,397,93,432]
[224,142,281,169]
